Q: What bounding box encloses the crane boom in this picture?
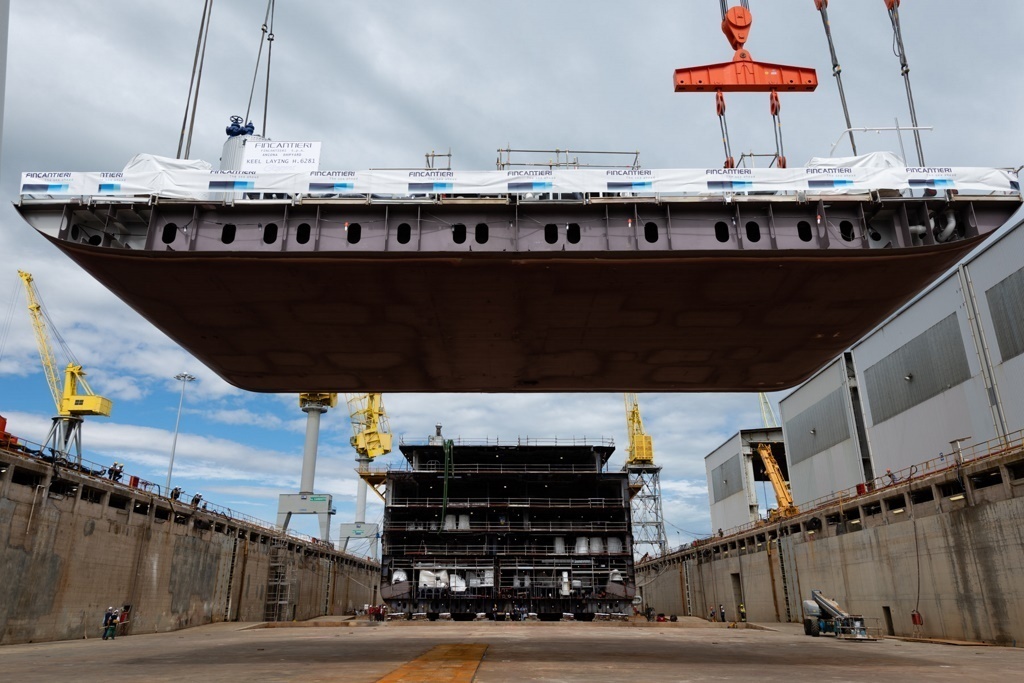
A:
[757,442,798,520]
[18,270,112,418]
[624,393,654,464]
[18,270,62,411]
[345,393,392,462]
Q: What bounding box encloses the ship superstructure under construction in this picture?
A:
[379,433,636,620]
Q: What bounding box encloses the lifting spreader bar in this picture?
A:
[675,3,817,169]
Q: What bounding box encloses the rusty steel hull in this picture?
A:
[36,233,996,393]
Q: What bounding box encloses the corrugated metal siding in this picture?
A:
[986,266,1024,364]
[864,313,971,424]
[710,454,743,503]
[784,388,851,465]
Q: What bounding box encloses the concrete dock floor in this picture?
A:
[2,620,1020,682]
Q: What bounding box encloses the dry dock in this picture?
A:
[1,620,1021,682]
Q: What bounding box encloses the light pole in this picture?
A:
[165,372,196,493]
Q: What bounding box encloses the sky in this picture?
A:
[1,0,1022,552]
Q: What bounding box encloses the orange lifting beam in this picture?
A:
[674,5,817,168]
[674,7,818,93]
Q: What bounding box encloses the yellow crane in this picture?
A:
[757,442,798,522]
[18,270,112,463]
[347,393,392,554]
[623,393,667,556]
[624,393,653,464]
[345,393,393,466]
[754,392,797,522]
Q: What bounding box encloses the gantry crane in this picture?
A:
[623,393,668,557]
[346,393,392,555]
[277,392,337,539]
[18,270,112,464]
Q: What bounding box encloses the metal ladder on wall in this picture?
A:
[776,535,792,622]
[223,536,240,621]
[682,559,693,617]
[264,539,292,622]
[322,559,334,617]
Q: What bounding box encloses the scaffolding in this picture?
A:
[628,464,668,558]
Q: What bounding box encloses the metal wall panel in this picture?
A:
[784,388,851,466]
[863,314,971,424]
[710,454,743,503]
[986,266,1024,364]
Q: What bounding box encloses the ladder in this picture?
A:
[682,558,693,617]
[223,536,240,621]
[264,540,293,622]
[776,536,792,622]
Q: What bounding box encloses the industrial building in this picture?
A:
[662,216,1024,645]
[379,432,636,620]
[780,214,1024,506]
[704,427,787,533]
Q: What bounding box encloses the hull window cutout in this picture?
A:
[295,223,311,245]
[347,222,362,244]
[545,224,558,244]
[745,221,761,243]
[839,220,855,242]
[70,224,81,241]
[162,223,178,244]
[221,223,236,244]
[797,220,813,242]
[88,234,102,246]
[644,222,659,243]
[397,222,412,245]
[263,222,279,245]
[452,223,467,244]
[567,223,581,244]
[475,223,489,244]
[714,221,730,243]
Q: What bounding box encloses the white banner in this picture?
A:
[20,166,1020,198]
[241,140,321,172]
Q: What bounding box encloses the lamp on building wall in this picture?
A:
[165,372,196,492]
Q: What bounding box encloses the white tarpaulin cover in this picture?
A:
[807,151,905,169]
[20,163,1020,198]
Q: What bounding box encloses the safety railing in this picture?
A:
[797,428,1024,515]
[0,435,337,553]
[691,429,1024,549]
[386,521,629,533]
[398,435,615,448]
[389,496,624,508]
[383,543,631,556]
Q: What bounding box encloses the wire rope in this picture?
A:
[184,0,215,160]
[177,0,211,159]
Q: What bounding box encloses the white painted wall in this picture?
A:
[780,359,864,505]
[852,273,999,473]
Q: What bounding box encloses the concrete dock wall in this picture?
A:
[0,447,378,645]
[640,442,1024,645]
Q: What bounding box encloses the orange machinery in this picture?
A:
[674,2,818,168]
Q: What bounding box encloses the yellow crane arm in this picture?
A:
[18,270,112,418]
[346,392,393,460]
[624,393,654,464]
[18,270,63,412]
[757,442,797,517]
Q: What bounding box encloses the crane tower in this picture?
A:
[18,270,112,464]
[276,392,337,541]
[623,393,668,558]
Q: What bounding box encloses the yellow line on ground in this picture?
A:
[375,643,488,683]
